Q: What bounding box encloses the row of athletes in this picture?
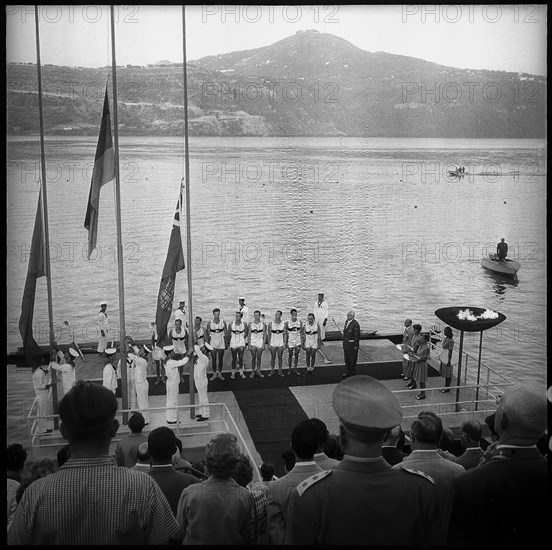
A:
[152,308,325,382]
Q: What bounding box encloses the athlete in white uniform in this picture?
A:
[205,308,227,381]
[227,311,248,379]
[163,345,189,424]
[50,348,78,398]
[129,346,150,424]
[102,348,119,393]
[313,293,329,341]
[238,297,249,323]
[302,313,321,374]
[169,319,188,382]
[97,301,109,354]
[193,343,212,421]
[267,310,285,377]
[248,310,266,378]
[285,309,302,375]
[193,316,205,347]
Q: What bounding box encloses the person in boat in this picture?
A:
[238,296,249,324]
[102,348,119,395]
[302,313,321,375]
[496,238,508,261]
[248,310,266,379]
[32,361,53,434]
[267,310,285,377]
[401,319,414,381]
[169,318,188,382]
[313,293,329,341]
[439,326,454,392]
[227,311,248,379]
[285,309,302,375]
[50,347,79,399]
[163,345,189,425]
[151,321,167,386]
[205,308,227,381]
[97,301,109,357]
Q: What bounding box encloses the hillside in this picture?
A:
[6,30,546,138]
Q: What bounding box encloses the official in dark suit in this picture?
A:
[342,311,361,378]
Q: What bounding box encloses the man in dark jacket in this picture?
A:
[342,311,361,378]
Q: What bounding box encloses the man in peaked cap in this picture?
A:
[285,376,443,545]
[193,343,212,421]
[447,383,547,546]
[97,301,109,356]
[102,348,119,394]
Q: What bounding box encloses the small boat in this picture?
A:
[448,170,466,177]
[481,254,520,277]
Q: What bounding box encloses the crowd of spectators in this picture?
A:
[7,377,548,545]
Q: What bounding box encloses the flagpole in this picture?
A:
[110,5,129,423]
[182,5,196,419]
[34,5,59,429]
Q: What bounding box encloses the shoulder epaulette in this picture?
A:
[401,467,435,484]
[296,470,332,496]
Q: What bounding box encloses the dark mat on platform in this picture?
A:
[136,360,438,397]
[233,387,309,477]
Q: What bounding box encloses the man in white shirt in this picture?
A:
[238,297,249,324]
[102,348,119,394]
[97,301,109,355]
[313,293,329,341]
[163,345,189,424]
[174,300,187,328]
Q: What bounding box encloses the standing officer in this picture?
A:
[97,301,109,356]
[342,310,360,378]
[285,376,442,545]
[102,348,119,394]
[313,293,329,341]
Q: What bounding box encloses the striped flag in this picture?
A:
[155,180,186,345]
[19,187,46,367]
[84,86,116,259]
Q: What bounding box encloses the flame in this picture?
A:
[457,308,499,321]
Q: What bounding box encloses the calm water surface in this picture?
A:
[7,136,547,444]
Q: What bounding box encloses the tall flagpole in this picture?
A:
[182,6,196,418]
[110,5,128,423]
[34,5,58,429]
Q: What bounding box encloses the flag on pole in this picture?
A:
[19,188,46,367]
[84,86,116,259]
[155,180,186,345]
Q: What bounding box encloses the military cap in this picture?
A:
[105,348,116,356]
[332,375,402,431]
[163,345,174,353]
[68,348,79,358]
[100,301,107,306]
[238,296,245,300]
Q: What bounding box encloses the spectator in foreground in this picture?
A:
[280,449,295,475]
[16,459,58,504]
[7,381,179,545]
[438,427,458,462]
[310,418,340,469]
[381,425,406,466]
[323,433,343,460]
[7,444,27,529]
[233,454,268,544]
[147,427,200,516]
[250,461,277,492]
[172,437,194,474]
[455,421,484,470]
[479,412,500,465]
[448,383,547,545]
[114,412,148,468]
[268,420,323,545]
[131,442,150,471]
[285,376,442,545]
[175,433,252,545]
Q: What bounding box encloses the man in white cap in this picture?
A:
[129,346,151,425]
[118,354,137,412]
[174,299,188,328]
[193,343,212,422]
[97,301,109,356]
[313,293,329,341]
[285,376,442,545]
[238,297,249,324]
[163,346,189,424]
[102,348,119,394]
[448,383,547,545]
[50,347,79,399]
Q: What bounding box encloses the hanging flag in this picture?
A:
[155,180,186,345]
[84,86,116,259]
[19,188,46,367]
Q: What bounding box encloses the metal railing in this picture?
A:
[27,399,261,481]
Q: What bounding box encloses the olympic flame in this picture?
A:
[457,308,499,321]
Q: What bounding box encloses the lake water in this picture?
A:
[6,136,547,444]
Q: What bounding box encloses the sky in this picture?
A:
[5,5,548,75]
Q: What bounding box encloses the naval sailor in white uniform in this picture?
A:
[174,299,188,328]
[238,296,249,323]
[102,348,119,394]
[193,343,212,422]
[50,347,79,399]
[97,301,109,355]
[32,362,53,434]
[128,345,151,425]
[163,345,190,424]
